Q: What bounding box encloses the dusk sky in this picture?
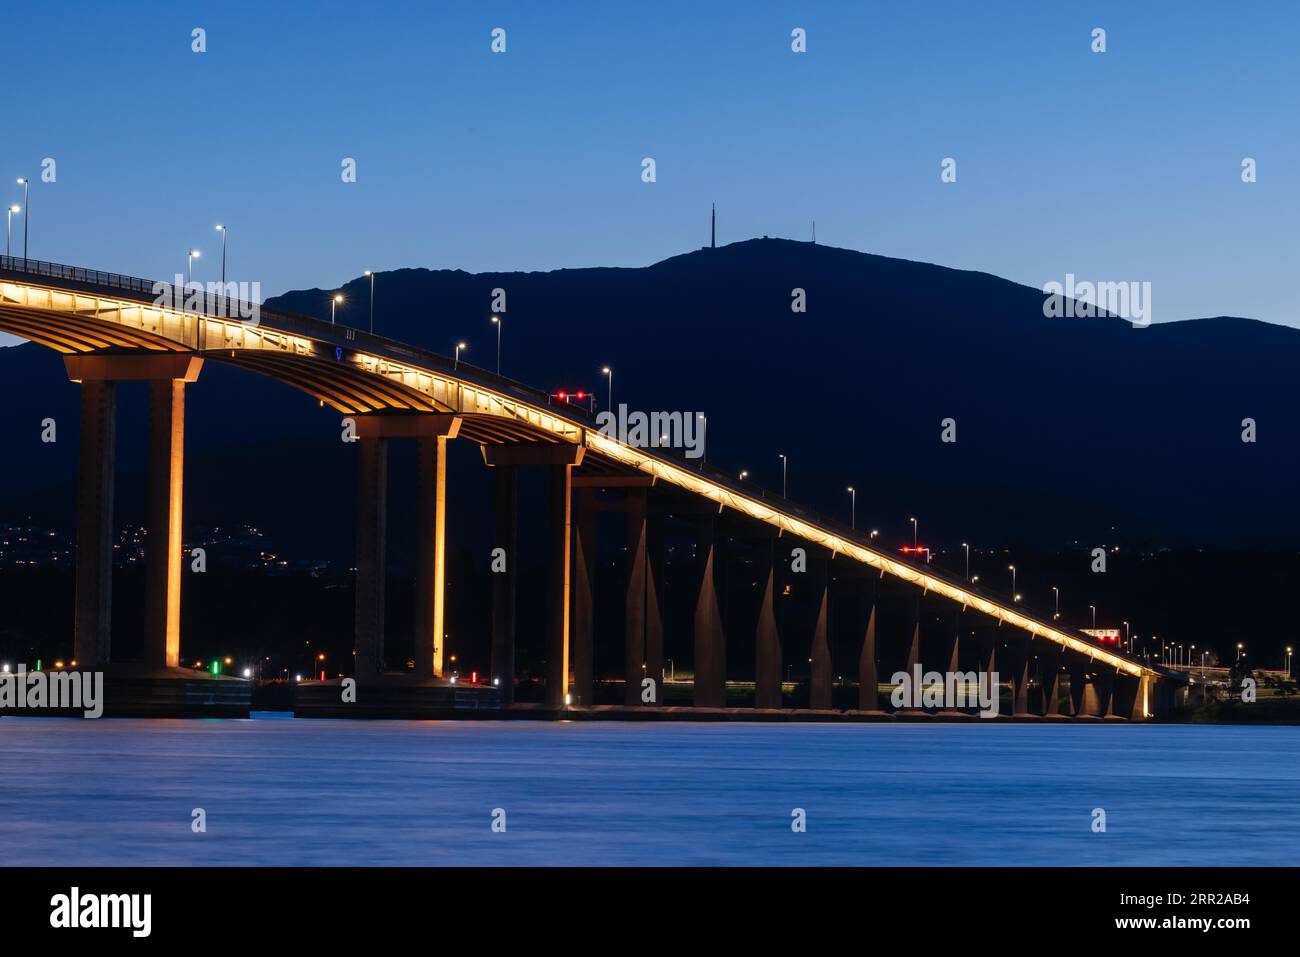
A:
[3,0,1296,330]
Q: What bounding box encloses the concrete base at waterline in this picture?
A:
[294,676,501,718]
[0,665,252,718]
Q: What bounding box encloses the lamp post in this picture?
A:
[1287,646,1294,678]
[1008,565,1016,600]
[15,177,28,259]
[5,205,18,256]
[1090,604,1096,629]
[1122,620,1130,652]
[215,224,228,285]
[739,470,748,481]
[910,517,918,549]
[186,248,200,284]
[454,342,467,370]
[601,366,612,413]
[1052,586,1060,620]
[778,454,787,498]
[962,543,970,581]
[363,270,375,333]
[847,487,856,530]
[331,293,343,324]
[491,316,502,375]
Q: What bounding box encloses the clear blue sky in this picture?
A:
[3,0,1297,331]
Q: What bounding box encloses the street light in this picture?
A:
[739,470,749,481]
[1008,564,1016,599]
[331,293,343,324]
[5,205,18,256]
[363,270,375,334]
[1287,646,1294,678]
[910,517,918,549]
[1122,620,1130,652]
[491,315,502,374]
[454,341,467,369]
[1089,604,1096,629]
[778,454,787,497]
[1052,586,1060,620]
[962,543,970,581]
[601,366,613,412]
[186,248,200,284]
[847,487,856,530]
[15,177,28,259]
[215,224,228,286]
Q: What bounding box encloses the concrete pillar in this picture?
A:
[1039,649,1062,716]
[143,379,187,670]
[73,379,116,668]
[1134,673,1150,720]
[571,488,595,706]
[490,465,518,704]
[644,515,664,703]
[754,564,782,708]
[1068,658,1090,715]
[353,435,388,683]
[414,434,449,678]
[545,461,574,708]
[858,606,878,710]
[692,513,725,708]
[623,488,648,706]
[809,587,832,709]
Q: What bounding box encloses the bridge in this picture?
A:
[0,255,1185,719]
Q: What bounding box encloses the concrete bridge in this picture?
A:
[0,255,1185,719]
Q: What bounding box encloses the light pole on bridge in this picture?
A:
[602,366,612,413]
[778,453,787,498]
[491,315,502,375]
[962,543,970,581]
[186,248,200,285]
[5,205,18,256]
[363,270,375,334]
[1008,564,1016,601]
[16,177,28,259]
[331,292,343,324]
[215,224,228,286]
[847,487,856,530]
[455,341,467,370]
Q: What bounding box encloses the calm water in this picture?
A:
[0,717,1295,866]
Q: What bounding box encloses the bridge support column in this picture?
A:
[546,461,575,708]
[353,435,388,682]
[571,488,595,706]
[858,605,879,710]
[414,434,448,678]
[693,512,725,708]
[73,379,116,668]
[65,354,203,671]
[144,379,188,670]
[483,444,584,709]
[809,586,832,709]
[623,487,648,706]
[490,465,518,704]
[644,512,664,703]
[754,554,782,708]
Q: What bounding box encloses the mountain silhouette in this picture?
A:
[2,238,1297,557]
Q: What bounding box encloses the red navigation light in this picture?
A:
[556,391,567,400]
[575,391,585,399]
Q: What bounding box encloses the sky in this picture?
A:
[2,0,1297,339]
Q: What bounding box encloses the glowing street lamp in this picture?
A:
[778,454,787,498]
[847,487,856,530]
[601,366,613,412]
[739,470,749,481]
[215,224,228,285]
[15,177,28,258]
[1089,604,1096,629]
[187,248,200,284]
[1008,564,1016,599]
[331,293,343,324]
[910,517,918,548]
[454,341,467,369]
[962,543,970,581]
[5,204,18,256]
[1052,586,1060,620]
[363,270,376,333]
[491,315,502,374]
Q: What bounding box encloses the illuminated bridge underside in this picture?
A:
[0,277,1154,680]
